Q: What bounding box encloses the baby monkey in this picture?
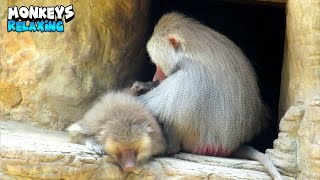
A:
[67,92,166,172]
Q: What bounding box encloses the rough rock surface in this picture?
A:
[268,1,320,179]
[0,121,292,180]
[0,0,150,130]
[267,101,320,180]
[279,0,320,118]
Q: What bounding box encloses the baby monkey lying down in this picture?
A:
[67,92,166,172]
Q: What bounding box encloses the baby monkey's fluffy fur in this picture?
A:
[67,92,166,171]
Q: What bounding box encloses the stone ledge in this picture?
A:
[0,121,292,180]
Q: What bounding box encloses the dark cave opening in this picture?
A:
[139,0,286,151]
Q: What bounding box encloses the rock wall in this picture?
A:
[267,102,320,180]
[267,0,320,179]
[279,0,320,118]
[0,0,150,130]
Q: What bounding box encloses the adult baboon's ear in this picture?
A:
[168,35,180,49]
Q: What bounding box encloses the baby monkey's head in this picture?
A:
[96,95,166,172]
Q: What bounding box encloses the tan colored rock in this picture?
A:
[268,0,320,179]
[0,83,22,111]
[0,0,150,130]
[267,102,320,180]
[0,121,293,180]
[279,0,320,118]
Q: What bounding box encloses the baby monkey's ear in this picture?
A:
[168,35,180,49]
[146,125,153,134]
[134,122,153,134]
